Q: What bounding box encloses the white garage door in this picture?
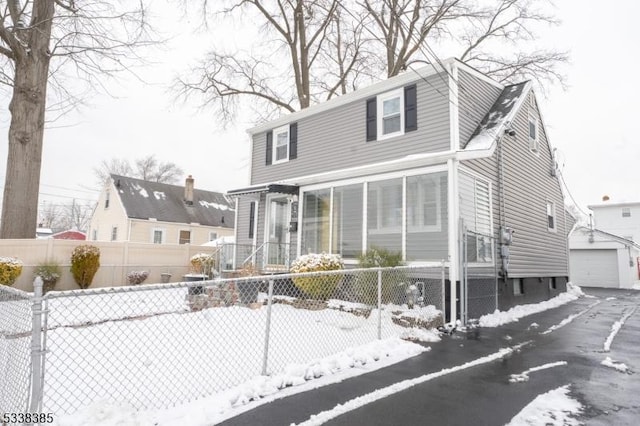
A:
[570,249,619,288]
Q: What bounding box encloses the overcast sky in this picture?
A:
[0,0,638,217]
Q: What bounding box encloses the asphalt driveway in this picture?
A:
[220,288,639,426]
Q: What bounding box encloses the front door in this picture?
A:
[266,196,290,267]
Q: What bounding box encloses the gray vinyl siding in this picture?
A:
[458,70,503,147]
[463,92,569,277]
[251,72,451,185]
[235,198,254,248]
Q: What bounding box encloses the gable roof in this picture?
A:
[464,81,530,150]
[111,174,234,228]
[572,226,640,250]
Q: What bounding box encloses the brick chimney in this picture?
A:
[184,175,194,205]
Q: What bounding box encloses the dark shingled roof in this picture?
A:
[111,174,234,228]
[464,81,529,149]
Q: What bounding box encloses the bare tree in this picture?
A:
[181,0,566,123]
[38,199,95,232]
[94,155,183,186]
[177,0,368,123]
[0,1,154,239]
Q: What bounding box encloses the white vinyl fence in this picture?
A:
[1,265,446,416]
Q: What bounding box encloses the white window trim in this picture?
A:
[547,201,557,233]
[458,169,495,267]
[152,228,165,244]
[528,114,539,153]
[406,176,442,233]
[377,88,404,141]
[272,124,290,165]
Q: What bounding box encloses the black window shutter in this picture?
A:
[404,84,417,132]
[366,97,377,141]
[265,131,273,165]
[289,122,298,160]
[248,201,256,238]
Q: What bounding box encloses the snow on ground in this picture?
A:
[292,343,529,426]
[55,338,426,426]
[540,301,601,335]
[506,385,583,426]
[478,284,584,328]
[601,357,630,373]
[603,308,637,352]
[509,361,568,383]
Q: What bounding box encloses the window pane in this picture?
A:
[153,230,162,244]
[276,131,288,147]
[276,144,288,161]
[383,115,401,134]
[179,230,191,244]
[301,189,330,254]
[529,119,536,140]
[367,179,402,253]
[332,184,363,258]
[406,173,448,261]
[383,97,400,115]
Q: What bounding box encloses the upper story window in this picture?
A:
[622,207,631,217]
[111,226,118,241]
[179,230,191,244]
[547,201,556,232]
[209,232,218,241]
[366,84,417,142]
[105,191,110,209]
[528,115,539,152]
[274,125,289,164]
[378,89,404,139]
[265,123,298,165]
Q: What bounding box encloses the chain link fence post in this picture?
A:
[441,260,446,312]
[28,277,44,413]
[261,279,274,375]
[377,269,382,340]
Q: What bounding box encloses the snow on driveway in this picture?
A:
[505,385,583,426]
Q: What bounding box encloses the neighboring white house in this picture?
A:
[570,226,640,289]
[588,200,640,244]
[89,175,235,245]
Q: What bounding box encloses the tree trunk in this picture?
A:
[1,56,50,238]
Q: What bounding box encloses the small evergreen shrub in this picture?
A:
[127,270,149,285]
[34,261,61,293]
[290,253,344,300]
[70,245,100,289]
[0,257,23,286]
[356,246,405,304]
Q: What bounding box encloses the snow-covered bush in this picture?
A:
[0,257,23,286]
[70,245,100,289]
[290,253,344,300]
[126,270,149,285]
[34,261,61,293]
[190,253,215,275]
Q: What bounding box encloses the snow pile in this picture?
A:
[601,357,629,373]
[54,338,426,426]
[478,290,582,328]
[506,385,583,426]
[540,301,600,335]
[508,361,567,383]
[566,282,584,297]
[603,309,635,352]
[399,328,441,343]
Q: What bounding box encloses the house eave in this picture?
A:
[247,59,457,136]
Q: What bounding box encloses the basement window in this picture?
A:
[513,278,524,296]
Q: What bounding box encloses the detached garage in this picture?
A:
[569,227,640,289]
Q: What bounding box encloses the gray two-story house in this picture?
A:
[227,58,570,320]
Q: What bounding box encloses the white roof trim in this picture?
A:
[248,58,457,135]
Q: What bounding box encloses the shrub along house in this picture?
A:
[227,58,571,320]
[89,175,234,245]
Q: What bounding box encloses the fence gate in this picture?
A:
[461,227,498,323]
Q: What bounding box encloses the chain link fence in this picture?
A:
[0,286,33,415]
[1,265,446,417]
